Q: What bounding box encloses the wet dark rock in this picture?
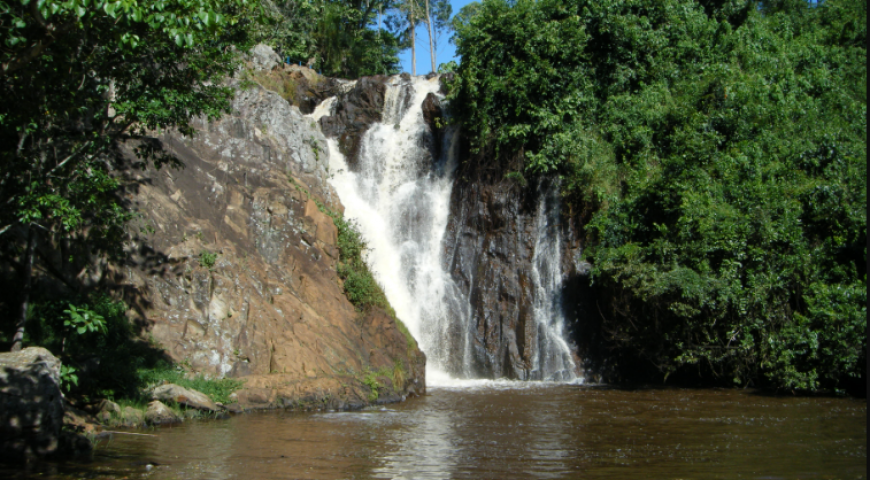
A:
[0,347,64,462]
[319,76,389,168]
[421,93,444,159]
[442,182,540,379]
[442,173,587,380]
[374,394,403,405]
[223,403,246,413]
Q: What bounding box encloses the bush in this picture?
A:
[330,210,394,314]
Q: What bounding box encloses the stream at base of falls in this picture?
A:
[6,386,865,480]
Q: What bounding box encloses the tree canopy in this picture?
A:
[0,0,258,350]
[450,0,866,392]
[251,0,403,78]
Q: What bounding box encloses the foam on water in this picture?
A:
[427,369,585,390]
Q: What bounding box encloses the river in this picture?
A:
[6,383,865,479]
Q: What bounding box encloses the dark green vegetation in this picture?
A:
[0,0,258,353]
[325,204,418,353]
[0,0,258,405]
[451,0,866,392]
[333,214,393,312]
[251,0,403,78]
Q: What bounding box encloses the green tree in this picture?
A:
[253,0,402,78]
[0,0,258,351]
[450,0,866,391]
[429,0,452,63]
[449,0,480,45]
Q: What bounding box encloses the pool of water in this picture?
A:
[5,385,866,479]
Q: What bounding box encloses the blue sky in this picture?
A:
[396,0,475,75]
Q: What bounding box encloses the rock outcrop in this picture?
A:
[113,45,424,411]
[319,76,389,167]
[246,44,283,72]
[421,92,445,159]
[151,384,218,411]
[442,181,539,379]
[0,347,64,461]
[442,173,585,380]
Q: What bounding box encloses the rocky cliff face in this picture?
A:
[115,51,424,410]
[442,174,586,380]
[441,181,536,379]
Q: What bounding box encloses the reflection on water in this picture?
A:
[3,386,865,480]
[374,403,457,480]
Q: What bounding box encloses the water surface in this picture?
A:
[7,385,866,479]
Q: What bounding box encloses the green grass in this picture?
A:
[362,368,381,402]
[137,364,245,405]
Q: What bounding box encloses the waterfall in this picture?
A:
[317,76,578,384]
[529,180,577,381]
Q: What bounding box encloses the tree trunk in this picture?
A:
[410,15,416,76]
[10,224,34,352]
[425,0,436,73]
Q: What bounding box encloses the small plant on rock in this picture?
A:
[199,250,217,270]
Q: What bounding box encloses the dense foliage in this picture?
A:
[0,0,261,351]
[450,0,866,391]
[251,0,403,78]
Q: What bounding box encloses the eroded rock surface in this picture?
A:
[114,47,424,410]
[442,175,585,380]
[442,181,539,379]
[0,347,63,461]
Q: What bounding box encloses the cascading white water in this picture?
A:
[529,181,578,381]
[322,76,464,381]
[316,75,579,384]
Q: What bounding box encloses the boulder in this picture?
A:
[119,406,145,427]
[151,384,219,411]
[421,92,442,132]
[145,401,180,425]
[246,44,282,72]
[421,92,444,159]
[96,399,121,424]
[319,75,388,167]
[0,347,64,461]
